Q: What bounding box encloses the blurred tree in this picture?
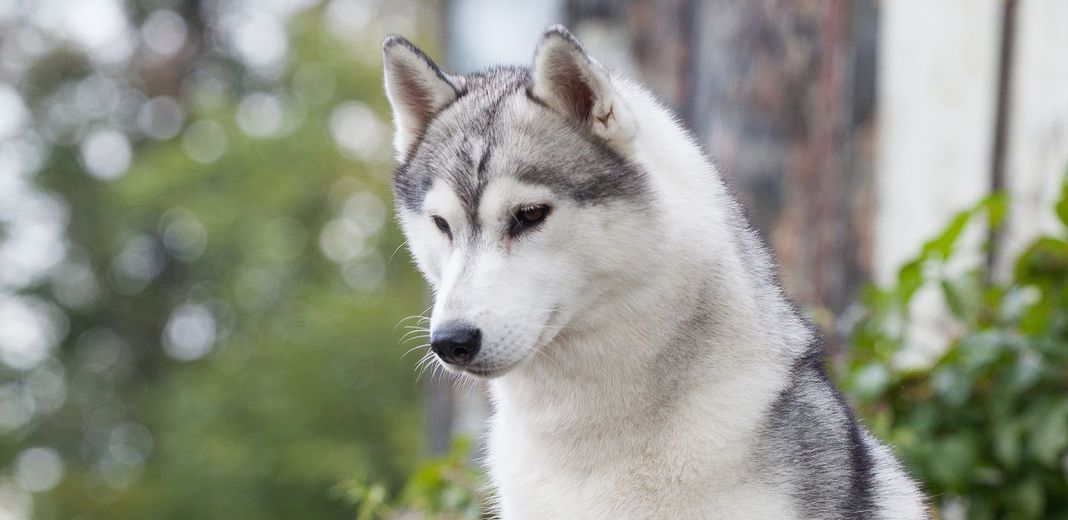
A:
[0,1,440,519]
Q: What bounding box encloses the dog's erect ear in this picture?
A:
[382,35,464,161]
[530,25,635,146]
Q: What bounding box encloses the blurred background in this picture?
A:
[0,0,1064,519]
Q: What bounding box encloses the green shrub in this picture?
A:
[842,172,1068,519]
[335,438,488,520]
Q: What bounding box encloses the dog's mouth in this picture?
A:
[460,364,511,378]
[445,341,549,380]
[434,355,518,379]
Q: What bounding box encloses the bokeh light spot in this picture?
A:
[342,192,386,236]
[15,447,64,492]
[329,101,384,161]
[140,9,187,57]
[51,260,100,309]
[0,384,34,431]
[319,218,368,264]
[342,253,385,291]
[26,362,66,415]
[236,93,284,138]
[137,96,185,140]
[160,208,208,261]
[0,84,28,140]
[110,235,164,294]
[181,120,228,163]
[108,422,153,467]
[75,327,125,372]
[230,16,287,70]
[79,127,131,180]
[162,303,217,361]
[0,478,32,519]
[0,295,66,370]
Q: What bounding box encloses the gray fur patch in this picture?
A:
[757,350,876,519]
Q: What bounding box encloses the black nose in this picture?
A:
[430,324,481,365]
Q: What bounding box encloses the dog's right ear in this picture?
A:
[382,36,463,162]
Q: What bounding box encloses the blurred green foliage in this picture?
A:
[843,171,1068,519]
[334,438,486,520]
[3,3,437,519]
[6,1,1066,519]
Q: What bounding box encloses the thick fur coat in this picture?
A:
[383,25,927,519]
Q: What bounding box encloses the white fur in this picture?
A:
[865,435,931,520]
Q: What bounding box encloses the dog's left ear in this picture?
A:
[531,25,636,147]
[382,35,464,162]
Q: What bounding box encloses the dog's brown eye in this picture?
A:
[432,216,451,238]
[509,205,551,237]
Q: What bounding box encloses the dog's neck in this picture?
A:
[489,268,748,436]
[487,269,806,484]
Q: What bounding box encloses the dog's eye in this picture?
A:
[509,205,551,237]
[432,215,452,239]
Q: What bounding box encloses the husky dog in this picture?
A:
[382,25,927,519]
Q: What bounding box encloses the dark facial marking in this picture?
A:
[393,68,527,217]
[392,66,650,237]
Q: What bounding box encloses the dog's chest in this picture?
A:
[486,421,797,519]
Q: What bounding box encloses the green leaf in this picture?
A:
[896,259,926,306]
[941,274,984,321]
[958,331,1005,373]
[1008,349,1043,393]
[932,367,972,407]
[850,363,890,400]
[1031,400,1068,466]
[983,192,1009,229]
[1015,237,1068,283]
[922,208,973,262]
[356,483,390,520]
[928,433,979,490]
[993,420,1022,470]
[1008,476,1047,520]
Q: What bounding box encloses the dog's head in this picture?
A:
[383,26,662,378]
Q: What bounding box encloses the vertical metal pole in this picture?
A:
[987,0,1018,277]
